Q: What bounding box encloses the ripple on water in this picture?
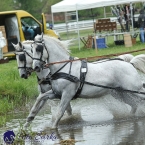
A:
[1,73,145,144]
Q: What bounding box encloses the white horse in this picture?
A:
[96,54,145,74]
[13,41,51,93]
[117,54,134,62]
[13,41,72,127]
[116,53,145,74]
[130,54,145,74]
[30,34,145,128]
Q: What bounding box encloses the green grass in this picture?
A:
[60,28,145,57]
[0,61,38,98]
[70,41,145,58]
[0,60,39,126]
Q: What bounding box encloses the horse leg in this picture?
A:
[24,99,47,128]
[134,86,145,100]
[130,107,137,114]
[129,86,145,114]
[24,90,56,128]
[52,90,74,129]
[66,103,72,116]
[111,89,138,116]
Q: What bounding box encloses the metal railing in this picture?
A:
[53,15,139,33]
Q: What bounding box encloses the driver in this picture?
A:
[22,22,35,40]
[27,27,35,39]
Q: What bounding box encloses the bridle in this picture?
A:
[32,40,49,65]
[15,50,34,75]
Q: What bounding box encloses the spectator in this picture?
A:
[123,4,130,31]
[49,24,53,29]
[138,9,145,43]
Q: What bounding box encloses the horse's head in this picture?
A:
[32,34,49,72]
[12,42,33,79]
[32,33,71,72]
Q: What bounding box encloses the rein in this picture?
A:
[15,50,33,73]
[83,81,145,96]
[33,41,49,65]
[44,48,145,67]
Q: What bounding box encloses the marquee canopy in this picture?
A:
[51,0,143,50]
[51,0,143,13]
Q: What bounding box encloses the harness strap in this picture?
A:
[83,81,145,95]
[50,59,88,99]
[37,74,51,93]
[73,60,88,99]
[69,56,74,75]
[51,72,79,83]
[50,72,79,99]
[51,56,74,78]
[37,76,51,85]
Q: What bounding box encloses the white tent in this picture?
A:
[51,0,143,13]
[51,0,144,49]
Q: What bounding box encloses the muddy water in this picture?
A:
[1,73,145,145]
[1,95,145,145]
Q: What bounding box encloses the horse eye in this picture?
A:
[36,44,43,52]
[19,54,26,61]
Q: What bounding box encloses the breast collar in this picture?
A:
[49,57,88,99]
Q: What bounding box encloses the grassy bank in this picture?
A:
[0,32,145,126]
[0,61,39,126]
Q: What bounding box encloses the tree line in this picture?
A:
[0,0,60,20]
[0,0,143,22]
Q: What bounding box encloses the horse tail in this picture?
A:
[130,54,145,74]
[117,54,134,62]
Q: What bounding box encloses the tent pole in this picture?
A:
[65,12,69,39]
[51,12,54,27]
[91,8,95,33]
[76,9,80,50]
[104,7,106,18]
[130,2,134,36]
[91,8,94,22]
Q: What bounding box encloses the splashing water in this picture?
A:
[1,71,145,144]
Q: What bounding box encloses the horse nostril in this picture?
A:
[21,74,28,79]
[35,66,40,72]
[21,74,25,78]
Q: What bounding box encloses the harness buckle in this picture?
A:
[72,76,79,82]
[81,68,87,73]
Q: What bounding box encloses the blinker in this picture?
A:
[36,44,43,53]
[19,54,26,61]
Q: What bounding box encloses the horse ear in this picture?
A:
[23,46,26,50]
[41,32,43,39]
[19,42,23,49]
[11,42,17,49]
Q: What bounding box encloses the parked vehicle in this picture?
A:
[0,10,59,58]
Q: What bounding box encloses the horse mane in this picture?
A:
[42,35,72,54]
[14,43,21,51]
[117,54,134,62]
[14,41,33,53]
[130,54,145,74]
[22,40,34,44]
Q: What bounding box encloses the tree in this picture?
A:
[16,0,48,20]
[16,0,62,20]
[0,0,14,11]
